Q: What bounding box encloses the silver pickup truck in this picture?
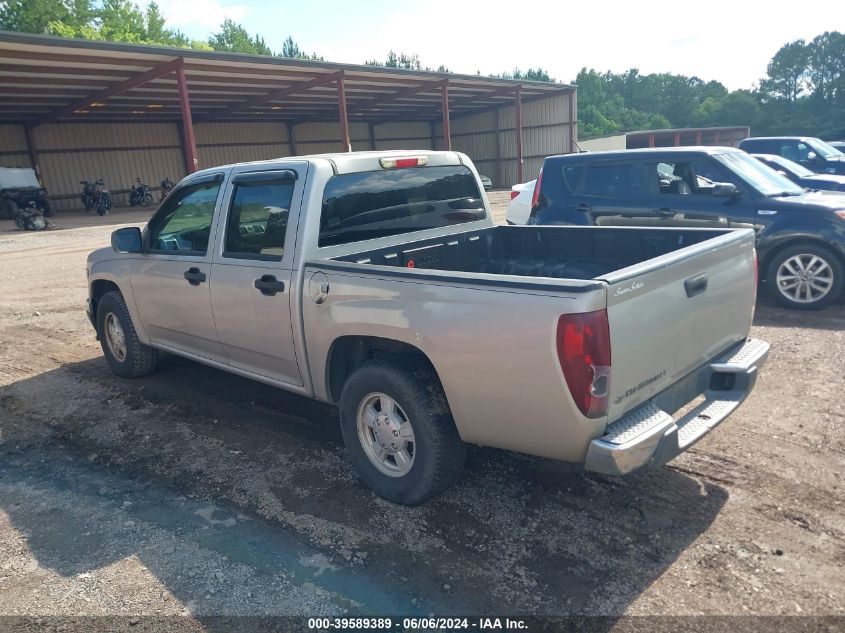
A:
[87,150,769,505]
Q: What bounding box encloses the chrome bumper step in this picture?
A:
[585,338,769,476]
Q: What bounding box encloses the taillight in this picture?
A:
[556,310,611,419]
[531,167,543,210]
[510,190,519,200]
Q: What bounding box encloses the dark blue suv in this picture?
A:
[528,147,845,309]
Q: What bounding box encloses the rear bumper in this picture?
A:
[585,338,769,476]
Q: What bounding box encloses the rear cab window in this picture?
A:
[318,165,486,247]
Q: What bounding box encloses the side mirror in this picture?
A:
[111,227,144,253]
[712,182,740,198]
[807,151,818,162]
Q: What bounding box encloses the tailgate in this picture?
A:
[601,229,757,422]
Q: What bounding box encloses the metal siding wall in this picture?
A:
[438,91,572,187]
[373,121,432,150]
[195,122,290,167]
[0,124,31,168]
[293,121,370,154]
[35,122,176,149]
[39,147,184,211]
[31,122,184,210]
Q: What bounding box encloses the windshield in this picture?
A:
[759,154,815,178]
[806,138,845,159]
[715,152,804,196]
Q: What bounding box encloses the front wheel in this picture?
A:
[339,358,466,505]
[142,193,153,207]
[766,244,844,310]
[1,199,17,219]
[96,291,158,377]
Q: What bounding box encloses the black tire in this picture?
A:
[142,193,153,207]
[96,290,158,378]
[40,198,55,217]
[765,243,844,310]
[1,199,17,219]
[339,358,466,505]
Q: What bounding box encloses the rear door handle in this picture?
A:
[574,203,593,212]
[254,274,285,296]
[685,273,708,298]
[653,208,674,217]
[183,267,206,286]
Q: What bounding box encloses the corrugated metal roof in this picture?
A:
[0,31,573,126]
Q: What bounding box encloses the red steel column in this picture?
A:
[515,85,524,183]
[24,125,40,180]
[696,129,702,145]
[674,132,681,146]
[648,133,655,148]
[337,72,351,152]
[175,59,198,174]
[441,80,451,150]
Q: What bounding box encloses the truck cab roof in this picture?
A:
[184,150,468,181]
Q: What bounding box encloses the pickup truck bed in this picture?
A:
[337,225,728,280]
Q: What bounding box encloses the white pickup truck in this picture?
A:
[87,151,769,504]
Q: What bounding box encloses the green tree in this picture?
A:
[365,50,422,70]
[807,31,845,101]
[208,18,273,55]
[759,39,810,102]
[281,35,301,58]
[97,0,146,43]
[144,1,188,46]
[494,68,554,82]
[279,35,323,60]
[0,0,83,34]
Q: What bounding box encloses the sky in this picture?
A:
[154,0,845,91]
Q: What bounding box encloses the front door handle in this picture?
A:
[574,203,593,212]
[685,273,709,298]
[183,267,206,286]
[254,274,285,296]
[653,208,674,217]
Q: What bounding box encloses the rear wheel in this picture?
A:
[339,358,466,505]
[766,244,843,310]
[96,291,158,378]
[1,199,17,219]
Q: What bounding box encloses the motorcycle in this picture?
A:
[80,179,113,216]
[80,180,96,213]
[129,177,153,207]
[160,177,175,201]
[14,201,50,231]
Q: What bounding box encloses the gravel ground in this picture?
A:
[0,199,843,627]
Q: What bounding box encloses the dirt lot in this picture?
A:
[0,197,843,627]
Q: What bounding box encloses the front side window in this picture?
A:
[147,178,221,254]
[656,160,735,196]
[319,165,485,247]
[224,174,295,260]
